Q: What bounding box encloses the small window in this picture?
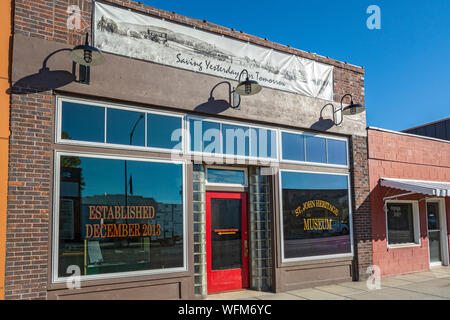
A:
[107,108,145,146]
[206,168,246,186]
[281,132,305,161]
[250,128,277,159]
[386,202,420,246]
[147,113,182,150]
[327,139,347,165]
[190,119,221,154]
[305,135,326,163]
[61,102,105,143]
[222,124,249,157]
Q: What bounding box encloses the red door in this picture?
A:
[206,192,249,293]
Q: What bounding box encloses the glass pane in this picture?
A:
[327,139,347,165]
[250,128,277,159]
[305,135,326,163]
[147,114,182,150]
[207,169,245,185]
[387,203,414,245]
[222,124,249,156]
[281,132,304,161]
[190,119,221,154]
[281,171,351,259]
[58,155,184,278]
[427,202,440,230]
[211,198,242,270]
[106,108,145,146]
[61,102,105,143]
[429,231,442,263]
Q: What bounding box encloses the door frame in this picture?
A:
[426,198,449,267]
[205,191,249,293]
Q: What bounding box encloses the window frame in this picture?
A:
[52,150,188,284]
[205,166,248,187]
[186,115,280,162]
[278,169,354,263]
[385,200,421,249]
[56,96,185,154]
[278,128,350,169]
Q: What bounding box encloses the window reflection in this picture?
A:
[327,139,347,165]
[207,169,246,185]
[305,136,326,163]
[250,128,277,159]
[107,109,145,146]
[282,132,305,161]
[281,171,351,259]
[148,114,182,150]
[61,102,105,143]
[58,155,184,278]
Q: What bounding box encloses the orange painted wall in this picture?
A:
[368,128,450,277]
[0,0,11,300]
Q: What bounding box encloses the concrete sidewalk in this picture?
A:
[206,267,450,300]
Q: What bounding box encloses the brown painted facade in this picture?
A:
[4,0,371,299]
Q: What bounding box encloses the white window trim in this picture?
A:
[278,128,350,169]
[425,198,449,267]
[52,150,188,284]
[278,169,354,263]
[56,96,185,154]
[186,115,280,162]
[205,166,248,187]
[385,200,421,249]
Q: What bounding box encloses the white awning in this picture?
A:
[380,178,450,197]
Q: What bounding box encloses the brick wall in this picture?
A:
[368,128,450,276]
[5,89,53,299]
[349,135,372,279]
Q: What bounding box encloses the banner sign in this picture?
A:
[94,2,334,100]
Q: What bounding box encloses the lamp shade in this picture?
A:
[342,103,365,115]
[70,44,105,67]
[235,78,262,96]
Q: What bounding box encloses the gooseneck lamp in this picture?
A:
[340,93,365,116]
[235,69,262,96]
[70,32,106,67]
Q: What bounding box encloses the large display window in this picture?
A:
[53,152,186,282]
[279,170,353,261]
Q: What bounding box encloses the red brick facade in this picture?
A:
[5,0,369,299]
[368,128,450,276]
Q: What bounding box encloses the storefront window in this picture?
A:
[280,170,352,260]
[386,203,417,245]
[281,131,348,166]
[56,153,185,279]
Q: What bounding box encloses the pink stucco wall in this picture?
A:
[368,128,450,276]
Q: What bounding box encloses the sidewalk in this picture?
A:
[206,267,450,300]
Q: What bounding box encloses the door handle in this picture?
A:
[244,240,248,257]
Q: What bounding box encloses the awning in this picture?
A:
[380,178,450,197]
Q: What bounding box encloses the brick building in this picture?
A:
[3,0,371,299]
[368,127,450,276]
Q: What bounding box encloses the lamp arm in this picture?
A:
[41,48,73,70]
[340,93,353,108]
[238,69,249,82]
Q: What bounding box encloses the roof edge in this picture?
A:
[367,126,450,144]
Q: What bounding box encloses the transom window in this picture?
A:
[281,130,348,166]
[58,98,183,151]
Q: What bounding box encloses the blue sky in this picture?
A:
[143,0,450,131]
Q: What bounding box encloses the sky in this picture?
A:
[141,0,450,131]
